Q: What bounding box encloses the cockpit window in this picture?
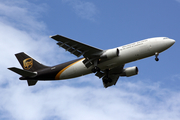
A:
[163,37,169,39]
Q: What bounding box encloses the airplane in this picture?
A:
[8,35,175,88]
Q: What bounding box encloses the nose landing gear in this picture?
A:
[155,52,159,61]
[102,69,112,84]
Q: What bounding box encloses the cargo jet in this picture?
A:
[8,35,175,88]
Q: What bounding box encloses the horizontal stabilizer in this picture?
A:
[8,67,37,77]
[27,80,38,86]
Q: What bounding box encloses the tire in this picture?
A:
[91,68,96,73]
[103,77,109,84]
[95,66,100,72]
[108,78,112,83]
[103,77,112,83]
[155,58,159,61]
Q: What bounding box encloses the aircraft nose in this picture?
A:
[167,39,175,46]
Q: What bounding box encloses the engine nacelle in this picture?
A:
[120,66,139,77]
[100,48,119,59]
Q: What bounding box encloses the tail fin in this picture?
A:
[8,52,48,86]
[15,52,48,72]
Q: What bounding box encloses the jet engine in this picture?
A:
[100,48,119,59]
[120,66,138,77]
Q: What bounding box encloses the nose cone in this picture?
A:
[168,39,175,46]
[169,39,176,45]
[151,37,175,53]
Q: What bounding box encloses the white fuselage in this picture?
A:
[56,37,175,80]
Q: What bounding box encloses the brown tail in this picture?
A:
[15,52,49,72]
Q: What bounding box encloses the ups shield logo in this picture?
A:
[23,58,33,70]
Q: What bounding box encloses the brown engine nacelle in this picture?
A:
[120,66,139,77]
[100,48,119,59]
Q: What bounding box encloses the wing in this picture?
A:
[96,65,124,88]
[51,35,103,58]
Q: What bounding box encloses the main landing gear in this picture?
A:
[103,76,112,84]
[91,59,101,73]
[155,52,159,61]
[91,66,112,83]
[91,66,100,73]
[102,69,112,84]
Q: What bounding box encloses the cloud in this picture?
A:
[0,0,47,33]
[0,0,180,120]
[1,78,180,120]
[62,0,98,21]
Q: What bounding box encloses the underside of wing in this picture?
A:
[51,35,103,58]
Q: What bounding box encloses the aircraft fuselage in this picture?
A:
[23,37,174,81]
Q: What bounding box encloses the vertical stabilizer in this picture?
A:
[15,52,48,72]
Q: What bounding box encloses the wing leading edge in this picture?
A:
[51,35,104,68]
[51,35,103,58]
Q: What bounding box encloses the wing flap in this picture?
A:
[51,35,103,58]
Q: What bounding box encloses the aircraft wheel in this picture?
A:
[91,68,96,73]
[103,77,109,84]
[95,66,100,72]
[155,58,159,61]
[103,77,112,83]
[108,78,112,83]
